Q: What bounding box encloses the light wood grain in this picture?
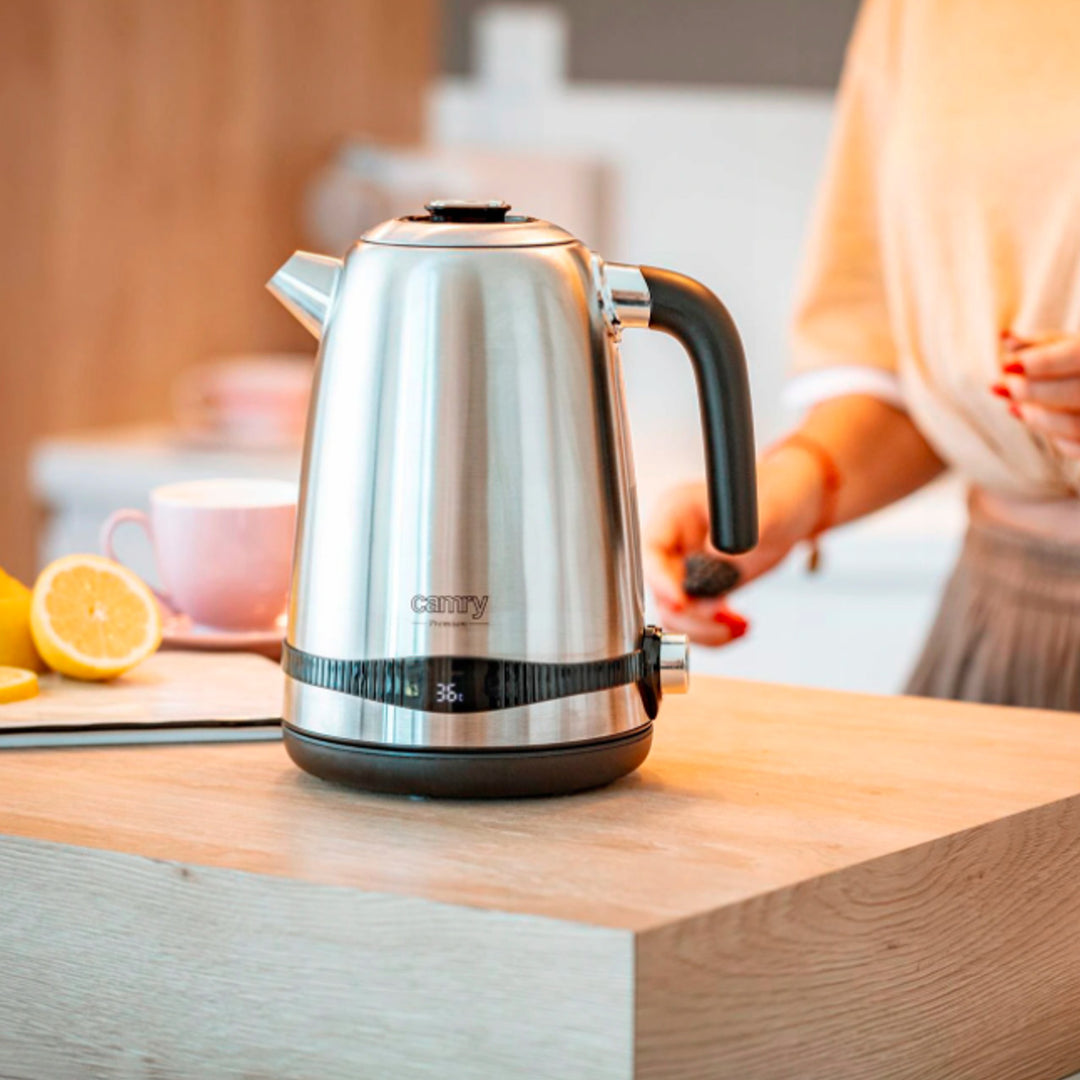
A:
[4,678,1080,929]
[0,0,431,577]
[0,650,283,731]
[4,676,1080,1077]
[0,837,632,1080]
[636,795,1080,1080]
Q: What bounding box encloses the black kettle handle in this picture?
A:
[640,266,758,554]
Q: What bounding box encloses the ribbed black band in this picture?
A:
[282,642,650,714]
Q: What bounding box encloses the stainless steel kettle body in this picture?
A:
[268,201,757,797]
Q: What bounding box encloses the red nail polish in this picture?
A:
[990,382,1012,399]
[1002,361,1025,375]
[1008,403,1023,419]
[713,610,749,640]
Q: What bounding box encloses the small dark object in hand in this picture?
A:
[682,553,741,599]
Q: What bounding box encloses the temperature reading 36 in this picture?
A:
[435,682,463,705]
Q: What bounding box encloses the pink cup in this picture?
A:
[100,478,298,631]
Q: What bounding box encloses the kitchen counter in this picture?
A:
[2,677,1080,1079]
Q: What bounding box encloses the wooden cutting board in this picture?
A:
[0,650,283,747]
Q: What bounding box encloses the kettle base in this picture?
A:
[283,724,653,799]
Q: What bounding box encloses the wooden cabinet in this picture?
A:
[0,0,432,577]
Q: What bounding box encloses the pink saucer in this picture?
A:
[161,612,285,660]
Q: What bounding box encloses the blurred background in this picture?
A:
[0,0,964,694]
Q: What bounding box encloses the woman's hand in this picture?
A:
[997,332,1080,457]
[644,395,945,646]
[644,446,824,645]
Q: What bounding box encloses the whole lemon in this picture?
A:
[0,568,46,672]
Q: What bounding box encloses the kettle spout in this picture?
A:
[267,252,343,339]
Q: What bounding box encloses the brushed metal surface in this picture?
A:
[604,262,652,330]
[658,632,690,694]
[274,214,694,749]
[285,675,650,749]
[288,240,644,665]
[266,252,343,337]
[362,213,575,248]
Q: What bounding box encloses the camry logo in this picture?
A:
[411,594,489,621]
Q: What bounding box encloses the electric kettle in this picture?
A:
[268,200,757,797]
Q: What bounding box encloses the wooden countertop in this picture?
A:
[3,676,1080,1079]
[3,676,1079,929]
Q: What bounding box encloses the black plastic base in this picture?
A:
[283,724,653,799]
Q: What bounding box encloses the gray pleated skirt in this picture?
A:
[906,517,1080,710]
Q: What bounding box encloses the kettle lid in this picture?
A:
[361,200,576,249]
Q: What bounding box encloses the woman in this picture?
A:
[646,0,1080,709]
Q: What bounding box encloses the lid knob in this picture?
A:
[425,199,511,224]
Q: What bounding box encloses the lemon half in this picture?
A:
[30,554,161,680]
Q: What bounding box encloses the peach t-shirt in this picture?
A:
[790,0,1080,498]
